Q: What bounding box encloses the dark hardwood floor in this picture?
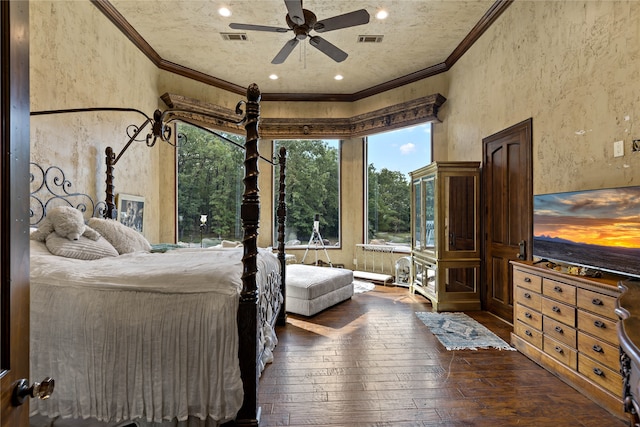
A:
[259,285,628,426]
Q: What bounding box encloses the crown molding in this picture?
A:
[161,92,446,139]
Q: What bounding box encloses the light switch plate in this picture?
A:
[614,140,624,157]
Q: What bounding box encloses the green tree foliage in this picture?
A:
[275,140,340,245]
[177,123,244,243]
[368,164,411,240]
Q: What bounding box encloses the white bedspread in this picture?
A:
[29,242,281,426]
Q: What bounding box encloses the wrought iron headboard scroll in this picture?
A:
[30,162,105,226]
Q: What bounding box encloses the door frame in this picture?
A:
[0,1,31,426]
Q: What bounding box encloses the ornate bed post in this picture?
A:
[237,83,261,426]
[276,146,287,326]
[104,146,117,219]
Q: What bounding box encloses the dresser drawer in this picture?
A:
[513,269,541,293]
[577,288,617,320]
[515,320,542,349]
[515,286,541,311]
[515,303,542,330]
[544,336,577,370]
[542,297,576,327]
[578,332,619,371]
[543,316,576,348]
[543,278,576,305]
[577,310,617,345]
[578,353,622,396]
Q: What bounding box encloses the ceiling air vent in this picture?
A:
[221,33,248,41]
[357,35,383,43]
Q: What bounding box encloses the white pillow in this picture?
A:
[87,218,152,254]
[45,234,119,260]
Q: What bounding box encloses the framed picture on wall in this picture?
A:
[116,193,145,234]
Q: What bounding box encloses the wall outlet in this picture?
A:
[633,139,640,152]
[614,140,624,157]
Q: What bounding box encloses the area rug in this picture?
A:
[415,311,515,351]
[353,279,376,293]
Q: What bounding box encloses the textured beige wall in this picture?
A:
[30,1,163,242]
[443,0,640,194]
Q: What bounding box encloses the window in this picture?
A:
[176,123,244,246]
[366,123,432,248]
[274,139,340,248]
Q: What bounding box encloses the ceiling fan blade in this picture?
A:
[314,9,370,33]
[229,23,289,33]
[309,36,348,62]
[284,0,304,26]
[272,38,300,64]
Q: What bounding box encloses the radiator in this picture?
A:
[354,244,409,277]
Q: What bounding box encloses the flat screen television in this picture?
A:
[533,185,640,279]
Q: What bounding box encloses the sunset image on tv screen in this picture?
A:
[533,185,640,277]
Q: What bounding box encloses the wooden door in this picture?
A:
[482,119,532,322]
[0,2,31,426]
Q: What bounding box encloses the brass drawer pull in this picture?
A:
[554,326,563,334]
[552,306,560,313]
[524,292,531,299]
[525,330,532,337]
[553,285,563,293]
[525,312,532,319]
[524,277,531,283]
[593,367,604,376]
[592,298,603,306]
[594,320,605,328]
[554,346,563,354]
[592,344,603,353]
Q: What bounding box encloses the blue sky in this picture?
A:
[367,123,432,180]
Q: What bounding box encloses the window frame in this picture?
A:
[273,138,342,250]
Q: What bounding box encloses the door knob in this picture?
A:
[12,377,55,406]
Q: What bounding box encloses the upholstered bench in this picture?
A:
[286,264,354,316]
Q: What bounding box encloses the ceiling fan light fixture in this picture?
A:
[218,7,231,17]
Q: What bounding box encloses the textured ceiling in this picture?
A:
[106,0,503,99]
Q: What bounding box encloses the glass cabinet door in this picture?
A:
[424,175,436,250]
[413,180,421,249]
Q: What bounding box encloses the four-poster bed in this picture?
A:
[28,83,286,426]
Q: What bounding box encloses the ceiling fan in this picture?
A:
[229,0,370,64]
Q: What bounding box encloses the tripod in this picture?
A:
[301,214,332,267]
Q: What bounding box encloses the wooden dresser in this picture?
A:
[616,279,640,426]
[511,261,625,419]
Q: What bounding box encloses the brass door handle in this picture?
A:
[12,377,54,406]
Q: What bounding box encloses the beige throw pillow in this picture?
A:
[87,218,152,254]
[45,234,119,260]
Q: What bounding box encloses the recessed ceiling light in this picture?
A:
[334,74,343,81]
[218,7,231,17]
[375,10,388,20]
[269,74,278,80]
